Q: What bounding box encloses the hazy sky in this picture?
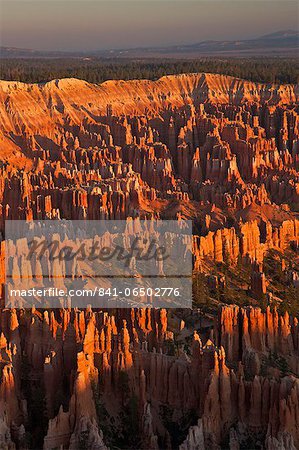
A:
[0,1,298,51]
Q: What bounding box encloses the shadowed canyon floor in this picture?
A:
[0,73,298,449]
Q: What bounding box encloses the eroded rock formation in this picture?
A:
[0,306,298,449]
[0,73,298,448]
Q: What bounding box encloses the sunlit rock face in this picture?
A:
[0,306,298,449]
[0,73,298,449]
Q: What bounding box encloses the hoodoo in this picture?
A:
[0,72,298,449]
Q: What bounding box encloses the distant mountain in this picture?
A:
[122,29,299,58]
[0,47,79,58]
[260,30,298,39]
[1,30,298,59]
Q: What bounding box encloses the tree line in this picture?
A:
[1,57,298,84]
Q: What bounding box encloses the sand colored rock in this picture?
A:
[0,72,298,448]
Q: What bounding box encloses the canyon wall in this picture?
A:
[0,73,298,448]
[0,306,298,449]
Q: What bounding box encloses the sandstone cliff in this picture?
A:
[0,72,298,449]
[0,306,298,449]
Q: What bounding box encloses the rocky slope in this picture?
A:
[0,73,298,449]
[0,73,298,164]
[0,306,298,449]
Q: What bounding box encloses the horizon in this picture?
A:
[0,1,298,52]
[1,28,298,54]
